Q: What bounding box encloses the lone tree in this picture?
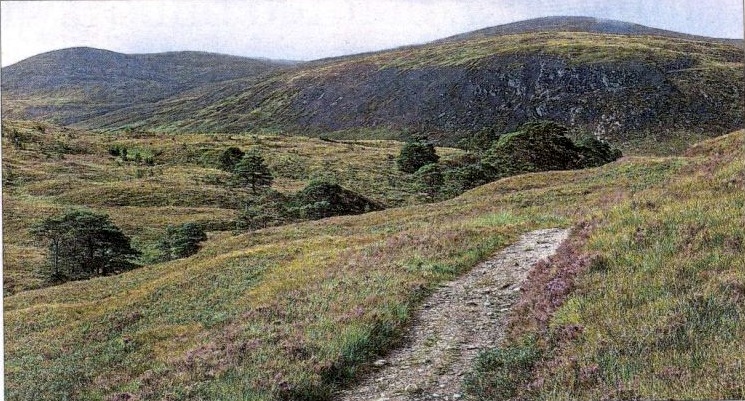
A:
[157,222,208,261]
[31,210,140,282]
[234,149,273,192]
[218,146,245,172]
[397,138,439,173]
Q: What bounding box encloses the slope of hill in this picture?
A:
[82,30,743,154]
[0,120,465,294]
[436,16,745,46]
[4,119,743,399]
[1,47,297,125]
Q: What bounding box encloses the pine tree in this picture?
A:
[218,146,245,172]
[234,149,273,192]
[157,222,208,261]
[30,210,140,281]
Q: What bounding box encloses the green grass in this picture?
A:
[467,130,745,400]
[1,120,463,294]
[3,119,743,400]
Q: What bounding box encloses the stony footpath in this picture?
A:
[336,228,570,401]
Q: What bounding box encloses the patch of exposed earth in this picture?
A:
[336,228,570,401]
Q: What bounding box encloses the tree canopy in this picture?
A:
[234,149,274,192]
[218,146,245,172]
[157,222,208,261]
[396,139,440,174]
[30,210,140,282]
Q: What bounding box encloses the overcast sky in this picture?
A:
[1,0,743,66]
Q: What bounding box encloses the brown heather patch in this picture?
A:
[505,220,599,343]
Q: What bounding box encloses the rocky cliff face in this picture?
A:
[181,41,741,147]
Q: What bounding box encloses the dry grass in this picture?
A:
[1,120,463,294]
[3,120,743,400]
[468,130,745,400]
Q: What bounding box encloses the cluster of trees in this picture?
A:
[32,210,208,283]
[217,146,383,230]
[108,145,155,165]
[32,122,618,284]
[397,122,622,200]
[31,210,141,282]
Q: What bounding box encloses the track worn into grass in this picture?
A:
[336,228,570,401]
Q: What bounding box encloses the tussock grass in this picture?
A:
[4,120,742,400]
[471,130,745,400]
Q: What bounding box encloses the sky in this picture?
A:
[1,0,743,66]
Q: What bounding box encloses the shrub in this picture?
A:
[576,136,623,168]
[157,222,208,261]
[108,145,121,157]
[414,163,444,200]
[218,147,245,172]
[397,139,439,173]
[290,180,384,220]
[236,190,291,230]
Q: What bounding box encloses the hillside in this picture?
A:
[76,32,745,154]
[4,123,743,400]
[436,16,745,46]
[2,18,741,154]
[1,47,296,125]
[0,120,465,294]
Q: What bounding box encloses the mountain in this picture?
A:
[2,18,743,152]
[100,25,741,152]
[436,16,745,46]
[1,47,297,125]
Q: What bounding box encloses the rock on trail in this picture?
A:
[336,228,570,401]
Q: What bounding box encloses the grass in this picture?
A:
[3,119,743,400]
[467,130,745,400]
[1,120,463,294]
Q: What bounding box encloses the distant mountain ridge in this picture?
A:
[1,47,297,125]
[1,17,742,153]
[436,16,744,46]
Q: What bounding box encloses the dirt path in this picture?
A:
[336,228,570,401]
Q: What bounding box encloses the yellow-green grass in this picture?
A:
[4,126,696,400]
[481,130,744,400]
[2,120,463,294]
[290,32,739,74]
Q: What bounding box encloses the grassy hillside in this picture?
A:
[81,31,742,154]
[467,130,745,399]
[6,117,741,399]
[1,47,296,125]
[1,120,464,294]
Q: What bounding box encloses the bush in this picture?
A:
[290,180,384,220]
[414,163,444,200]
[397,140,439,173]
[236,190,291,231]
[576,136,623,168]
[157,222,208,261]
